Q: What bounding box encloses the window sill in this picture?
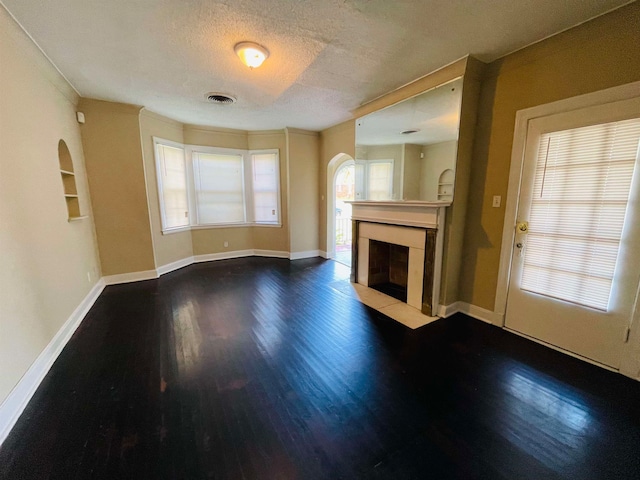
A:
[162,223,282,234]
[161,225,191,235]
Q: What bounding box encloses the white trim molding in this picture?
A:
[253,250,289,259]
[156,256,195,276]
[103,269,158,286]
[0,279,106,446]
[437,301,464,318]
[437,301,504,325]
[289,250,322,260]
[193,249,289,264]
[193,250,254,263]
[158,249,316,276]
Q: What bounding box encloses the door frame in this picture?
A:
[494,80,640,378]
[326,153,355,259]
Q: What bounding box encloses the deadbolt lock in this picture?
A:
[517,222,529,233]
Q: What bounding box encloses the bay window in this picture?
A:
[154,138,280,232]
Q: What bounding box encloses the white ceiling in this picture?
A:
[357,77,463,146]
[1,0,629,131]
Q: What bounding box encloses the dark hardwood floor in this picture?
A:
[2,257,640,479]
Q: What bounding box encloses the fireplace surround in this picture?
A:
[348,201,449,317]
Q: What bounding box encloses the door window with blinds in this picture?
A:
[154,138,280,232]
[520,118,640,310]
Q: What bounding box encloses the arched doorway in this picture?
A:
[334,161,354,266]
[327,153,355,264]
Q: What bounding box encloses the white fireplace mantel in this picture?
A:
[348,200,450,229]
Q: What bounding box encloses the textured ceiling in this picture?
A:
[1,0,630,131]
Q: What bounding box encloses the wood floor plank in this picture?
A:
[2,257,640,479]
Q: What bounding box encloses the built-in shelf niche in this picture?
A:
[437,169,454,201]
[58,139,86,221]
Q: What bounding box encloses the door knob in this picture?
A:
[517,222,529,233]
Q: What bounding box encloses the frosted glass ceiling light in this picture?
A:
[234,42,269,68]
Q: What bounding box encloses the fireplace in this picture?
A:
[348,201,449,317]
[368,240,409,302]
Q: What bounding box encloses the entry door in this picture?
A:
[505,98,640,369]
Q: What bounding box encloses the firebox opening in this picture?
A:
[368,240,409,303]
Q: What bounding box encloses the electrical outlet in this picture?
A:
[492,195,501,208]
[224,241,229,248]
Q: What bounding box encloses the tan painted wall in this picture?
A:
[402,143,422,200]
[319,121,356,253]
[287,129,320,254]
[79,99,155,275]
[183,125,249,150]
[0,6,101,404]
[459,2,640,310]
[139,110,193,268]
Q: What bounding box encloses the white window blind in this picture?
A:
[156,143,189,230]
[193,152,246,224]
[521,118,640,311]
[367,161,393,200]
[252,152,279,223]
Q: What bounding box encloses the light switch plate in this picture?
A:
[492,195,501,208]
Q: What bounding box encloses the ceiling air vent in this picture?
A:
[401,129,420,135]
[205,92,237,105]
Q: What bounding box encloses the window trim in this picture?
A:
[189,145,249,227]
[250,149,282,225]
[153,137,190,234]
[365,158,394,200]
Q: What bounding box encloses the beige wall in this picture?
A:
[139,110,193,268]
[79,99,155,275]
[287,129,320,254]
[402,143,422,200]
[439,59,484,306]
[0,7,101,405]
[459,2,640,310]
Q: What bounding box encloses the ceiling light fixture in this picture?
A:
[234,42,269,69]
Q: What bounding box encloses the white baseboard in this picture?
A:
[459,302,503,324]
[319,251,329,259]
[0,279,106,446]
[103,269,158,285]
[437,301,504,325]
[193,250,255,263]
[289,250,322,260]
[437,301,464,318]
[156,256,194,276]
[160,249,301,273]
[253,249,289,259]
